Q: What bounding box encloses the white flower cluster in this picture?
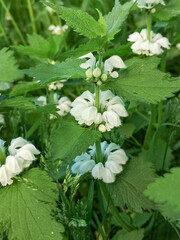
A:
[37,93,71,117]
[80,53,127,85]
[133,0,165,9]
[48,80,66,91]
[48,25,68,35]
[70,90,128,132]
[0,137,40,186]
[128,29,170,56]
[71,141,128,183]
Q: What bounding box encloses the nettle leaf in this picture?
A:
[145,168,180,224]
[13,33,51,59]
[103,43,132,58]
[23,58,85,85]
[62,37,106,59]
[112,229,144,240]
[50,121,101,162]
[41,0,106,39]
[104,0,133,40]
[107,157,156,213]
[10,81,44,96]
[0,96,36,110]
[0,168,64,240]
[153,0,180,21]
[104,57,180,104]
[0,48,23,83]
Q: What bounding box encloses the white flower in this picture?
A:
[57,97,71,117]
[79,53,126,79]
[70,90,128,131]
[37,96,47,105]
[48,80,66,91]
[71,153,95,175]
[133,0,165,9]
[176,43,180,50]
[37,94,71,117]
[72,141,128,184]
[0,82,10,91]
[0,165,13,186]
[8,137,28,155]
[0,137,40,186]
[48,25,68,35]
[128,29,170,56]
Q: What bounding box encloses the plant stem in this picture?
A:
[0,0,26,45]
[147,11,151,41]
[99,182,134,231]
[95,85,100,111]
[144,104,156,149]
[26,0,37,33]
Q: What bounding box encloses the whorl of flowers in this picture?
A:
[70,90,128,132]
[79,53,127,85]
[48,80,66,91]
[0,137,40,186]
[71,141,128,183]
[48,24,68,35]
[128,29,170,56]
[37,93,71,117]
[133,0,165,9]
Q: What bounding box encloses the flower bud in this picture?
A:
[85,69,93,78]
[97,81,102,86]
[93,68,101,78]
[151,8,156,13]
[101,73,107,82]
[98,124,106,133]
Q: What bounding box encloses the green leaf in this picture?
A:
[62,37,106,59]
[41,1,106,38]
[118,123,136,138]
[145,168,180,225]
[104,0,133,40]
[153,0,180,21]
[103,43,132,58]
[0,48,23,83]
[104,57,180,104]
[50,121,101,162]
[13,33,51,59]
[10,81,44,96]
[23,58,85,85]
[112,229,144,240]
[107,156,156,213]
[0,168,64,240]
[0,96,36,110]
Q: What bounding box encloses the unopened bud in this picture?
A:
[101,73,107,82]
[98,124,106,132]
[97,80,102,86]
[86,69,93,78]
[151,8,156,13]
[93,68,101,78]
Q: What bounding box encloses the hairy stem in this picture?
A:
[26,0,37,33]
[147,11,151,41]
[0,0,26,45]
[0,21,10,44]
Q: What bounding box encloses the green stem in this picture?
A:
[26,119,41,139]
[0,21,10,44]
[147,11,151,41]
[0,148,6,165]
[100,182,134,231]
[0,0,26,45]
[26,0,37,33]
[144,104,156,149]
[95,141,103,163]
[95,85,100,111]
